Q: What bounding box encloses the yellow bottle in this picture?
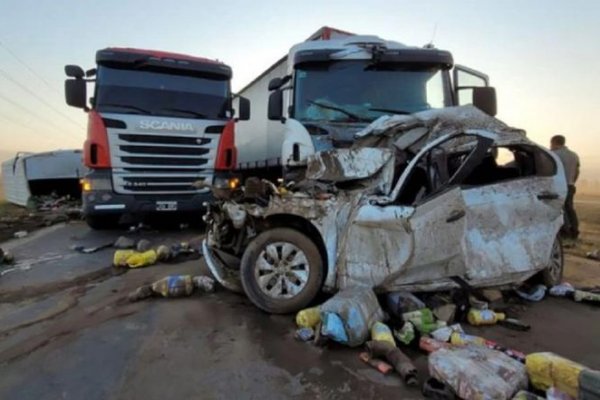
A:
[296,307,321,328]
[370,322,396,346]
[467,309,506,326]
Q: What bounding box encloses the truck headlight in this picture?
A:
[81,177,111,191]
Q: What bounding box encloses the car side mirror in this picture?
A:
[65,65,85,79]
[268,75,291,91]
[472,87,497,116]
[65,79,87,110]
[268,90,283,121]
[237,96,250,121]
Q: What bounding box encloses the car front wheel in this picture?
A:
[240,228,324,314]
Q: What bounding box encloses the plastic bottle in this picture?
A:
[370,322,395,346]
[450,332,488,346]
[151,275,195,297]
[526,352,586,398]
[467,309,506,326]
[296,307,321,328]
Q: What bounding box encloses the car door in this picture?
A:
[461,146,567,285]
[339,132,492,291]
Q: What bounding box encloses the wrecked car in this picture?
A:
[202,106,567,314]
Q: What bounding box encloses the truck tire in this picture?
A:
[240,228,324,314]
[542,236,563,286]
[85,215,120,230]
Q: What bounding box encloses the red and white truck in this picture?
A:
[64,48,249,229]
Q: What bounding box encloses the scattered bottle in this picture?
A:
[370,322,395,346]
[467,308,506,326]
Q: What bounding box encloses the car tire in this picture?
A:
[240,228,324,314]
[85,214,120,230]
[542,236,564,286]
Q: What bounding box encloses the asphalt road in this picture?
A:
[1,222,599,399]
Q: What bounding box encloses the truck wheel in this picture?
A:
[240,228,323,314]
[542,236,563,286]
[85,215,120,230]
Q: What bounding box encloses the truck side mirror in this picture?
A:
[268,75,291,91]
[65,65,85,79]
[472,87,497,116]
[237,96,250,121]
[268,90,283,121]
[65,79,87,110]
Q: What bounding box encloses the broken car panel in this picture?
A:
[203,106,568,314]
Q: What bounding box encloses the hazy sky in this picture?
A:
[0,0,599,177]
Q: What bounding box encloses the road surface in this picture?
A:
[0,222,599,399]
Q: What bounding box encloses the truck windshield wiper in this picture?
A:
[160,108,207,118]
[308,100,369,122]
[100,103,152,115]
[369,107,411,115]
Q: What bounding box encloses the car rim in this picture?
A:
[548,238,562,282]
[255,242,310,299]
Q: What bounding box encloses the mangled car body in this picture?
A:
[203,106,567,314]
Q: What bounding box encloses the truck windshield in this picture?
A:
[294,60,448,122]
[94,66,230,120]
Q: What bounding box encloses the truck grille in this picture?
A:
[108,126,222,195]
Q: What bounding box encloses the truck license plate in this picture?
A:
[156,201,178,211]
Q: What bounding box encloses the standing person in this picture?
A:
[550,135,580,239]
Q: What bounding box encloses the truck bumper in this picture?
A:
[82,170,213,217]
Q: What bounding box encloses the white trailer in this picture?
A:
[229,26,497,180]
[1,150,84,206]
[234,27,354,173]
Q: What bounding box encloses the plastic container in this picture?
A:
[402,308,445,334]
[386,291,426,318]
[394,322,415,345]
[429,346,528,399]
[320,288,384,347]
[151,275,195,297]
[370,322,395,346]
[526,352,585,398]
[113,249,136,267]
[467,309,506,326]
[296,307,321,328]
[126,249,158,268]
[450,332,487,346]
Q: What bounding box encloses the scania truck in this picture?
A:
[217,27,496,183]
[64,48,249,229]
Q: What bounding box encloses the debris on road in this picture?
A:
[0,248,15,265]
[512,390,545,400]
[136,239,152,252]
[365,340,419,386]
[296,306,321,329]
[114,249,157,268]
[586,249,600,261]
[386,291,426,318]
[422,377,455,399]
[550,283,575,297]
[467,308,506,326]
[526,352,587,398]
[13,231,28,239]
[403,308,446,334]
[394,322,415,345]
[319,288,384,347]
[294,327,315,342]
[114,236,135,249]
[359,352,394,375]
[419,337,451,354]
[370,322,395,346]
[71,241,114,254]
[499,318,531,332]
[515,284,547,302]
[429,345,528,399]
[574,290,600,304]
[128,275,215,302]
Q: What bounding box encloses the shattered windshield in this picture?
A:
[293,60,448,123]
[94,66,230,120]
